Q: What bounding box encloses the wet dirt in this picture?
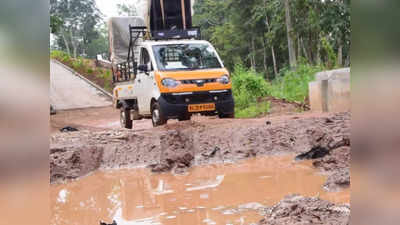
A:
[50,106,153,134]
[50,155,350,225]
[50,112,350,192]
[259,194,350,225]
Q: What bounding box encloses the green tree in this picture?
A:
[50,0,102,58]
[193,0,351,75]
[50,15,63,34]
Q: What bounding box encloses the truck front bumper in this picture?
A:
[158,90,235,119]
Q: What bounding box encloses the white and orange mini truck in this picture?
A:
[109,0,234,128]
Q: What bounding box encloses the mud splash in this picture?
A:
[50,155,349,225]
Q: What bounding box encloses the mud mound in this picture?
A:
[50,146,103,183]
[259,195,350,225]
[149,129,195,173]
[313,146,350,172]
[312,146,351,191]
[50,112,351,184]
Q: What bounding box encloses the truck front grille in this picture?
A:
[162,90,232,104]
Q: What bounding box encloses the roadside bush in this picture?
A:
[270,63,323,103]
[231,64,271,117]
[231,62,323,118]
[51,50,72,64]
[87,68,94,74]
[50,50,114,93]
[231,64,270,108]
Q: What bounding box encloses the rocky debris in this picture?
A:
[149,153,194,174]
[312,146,351,191]
[60,126,79,132]
[259,195,350,225]
[50,112,351,184]
[323,169,350,191]
[202,146,221,158]
[313,147,350,172]
[151,129,195,174]
[295,146,330,160]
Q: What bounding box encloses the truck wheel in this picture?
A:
[151,102,167,127]
[131,110,142,120]
[120,108,133,129]
[218,113,235,119]
[178,114,191,121]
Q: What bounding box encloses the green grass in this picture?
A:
[269,63,323,102]
[231,64,271,118]
[235,101,270,118]
[231,62,323,118]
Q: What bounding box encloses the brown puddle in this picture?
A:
[50,155,350,225]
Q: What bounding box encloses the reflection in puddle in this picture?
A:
[50,155,350,225]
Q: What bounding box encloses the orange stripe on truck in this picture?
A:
[155,68,232,93]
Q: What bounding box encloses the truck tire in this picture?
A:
[151,102,167,127]
[120,108,133,129]
[131,110,143,120]
[178,114,191,121]
[218,113,235,119]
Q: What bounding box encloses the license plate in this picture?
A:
[188,103,216,112]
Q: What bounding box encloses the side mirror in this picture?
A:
[138,64,151,73]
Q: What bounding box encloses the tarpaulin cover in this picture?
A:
[108,17,146,66]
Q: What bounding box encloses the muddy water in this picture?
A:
[50,155,350,225]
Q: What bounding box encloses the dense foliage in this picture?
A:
[193,0,350,78]
[232,62,321,118]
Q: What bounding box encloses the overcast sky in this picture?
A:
[96,0,147,19]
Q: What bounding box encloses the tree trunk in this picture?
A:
[250,37,256,71]
[271,46,278,76]
[265,15,278,76]
[284,0,297,69]
[262,38,269,80]
[301,37,309,63]
[337,41,343,67]
[297,36,302,59]
[70,29,77,58]
[345,53,350,67]
[308,32,314,64]
[60,28,71,56]
[316,37,321,65]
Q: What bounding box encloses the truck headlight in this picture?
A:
[217,75,230,84]
[162,78,181,88]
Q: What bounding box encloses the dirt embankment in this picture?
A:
[50,112,350,187]
[259,195,350,225]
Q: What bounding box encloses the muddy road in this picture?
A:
[50,111,351,225]
[51,155,350,225]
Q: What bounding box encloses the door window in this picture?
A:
[140,48,153,71]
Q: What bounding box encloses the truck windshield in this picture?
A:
[152,43,222,71]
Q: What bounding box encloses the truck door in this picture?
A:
[137,47,154,115]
